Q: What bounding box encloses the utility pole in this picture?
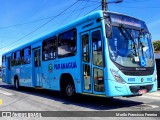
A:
[102,0,107,11]
[102,0,123,11]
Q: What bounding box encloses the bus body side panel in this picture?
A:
[2,60,7,83]
[11,66,21,86]
[41,61,52,89]
[41,56,81,92]
[20,64,32,87]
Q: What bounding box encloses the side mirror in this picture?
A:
[139,29,144,38]
[105,23,112,38]
[149,33,152,40]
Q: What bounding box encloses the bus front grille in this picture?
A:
[129,84,153,94]
[122,70,154,76]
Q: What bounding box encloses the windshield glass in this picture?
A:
[108,26,154,67]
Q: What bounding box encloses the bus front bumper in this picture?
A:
[105,80,157,97]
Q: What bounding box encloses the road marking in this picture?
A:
[0,99,2,105]
[0,90,14,96]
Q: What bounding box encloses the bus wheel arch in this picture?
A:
[60,73,76,98]
[14,75,20,90]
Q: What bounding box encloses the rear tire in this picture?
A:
[14,79,20,90]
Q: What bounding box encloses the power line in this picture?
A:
[76,0,90,19]
[31,2,99,37]
[78,0,100,3]
[112,4,160,9]
[0,3,98,30]
[59,0,84,26]
[85,5,101,15]
[128,0,152,2]
[0,1,79,49]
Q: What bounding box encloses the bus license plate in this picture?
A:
[139,89,147,94]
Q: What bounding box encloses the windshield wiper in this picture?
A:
[138,29,145,57]
[119,24,138,56]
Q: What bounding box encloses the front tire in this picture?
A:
[61,79,76,100]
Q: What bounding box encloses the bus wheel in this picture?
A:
[62,80,76,99]
[14,79,20,90]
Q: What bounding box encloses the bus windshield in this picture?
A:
[108,26,154,67]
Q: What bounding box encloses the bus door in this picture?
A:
[33,48,42,87]
[82,28,105,94]
[6,57,11,84]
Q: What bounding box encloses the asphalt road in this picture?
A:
[0,80,160,120]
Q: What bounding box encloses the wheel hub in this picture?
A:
[66,84,74,96]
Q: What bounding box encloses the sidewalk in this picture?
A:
[145,89,160,97]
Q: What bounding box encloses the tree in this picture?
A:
[153,41,160,52]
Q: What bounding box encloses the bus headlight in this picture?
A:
[154,73,157,82]
[110,69,126,84]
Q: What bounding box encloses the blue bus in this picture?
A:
[0,66,2,78]
[2,10,157,98]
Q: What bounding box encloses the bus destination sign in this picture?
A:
[110,14,143,28]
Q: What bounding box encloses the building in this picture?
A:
[155,52,160,88]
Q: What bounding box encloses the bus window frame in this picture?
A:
[21,46,31,64]
[92,30,104,67]
[58,28,77,58]
[42,36,57,61]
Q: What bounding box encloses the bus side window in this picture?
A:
[42,36,57,61]
[11,53,15,66]
[58,28,77,58]
[2,56,6,68]
[16,51,21,65]
[22,46,31,64]
[82,34,89,62]
[10,50,21,66]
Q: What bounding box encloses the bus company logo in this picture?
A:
[48,64,53,73]
[141,78,144,82]
[136,68,146,71]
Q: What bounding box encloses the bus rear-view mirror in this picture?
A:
[106,24,112,38]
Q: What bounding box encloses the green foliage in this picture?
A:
[153,41,160,51]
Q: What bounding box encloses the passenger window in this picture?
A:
[11,53,15,66]
[2,56,6,68]
[82,34,89,63]
[11,51,21,66]
[17,51,21,65]
[34,49,41,67]
[92,30,103,67]
[42,36,57,61]
[21,46,31,64]
[58,28,77,58]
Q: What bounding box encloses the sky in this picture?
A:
[0,0,160,65]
